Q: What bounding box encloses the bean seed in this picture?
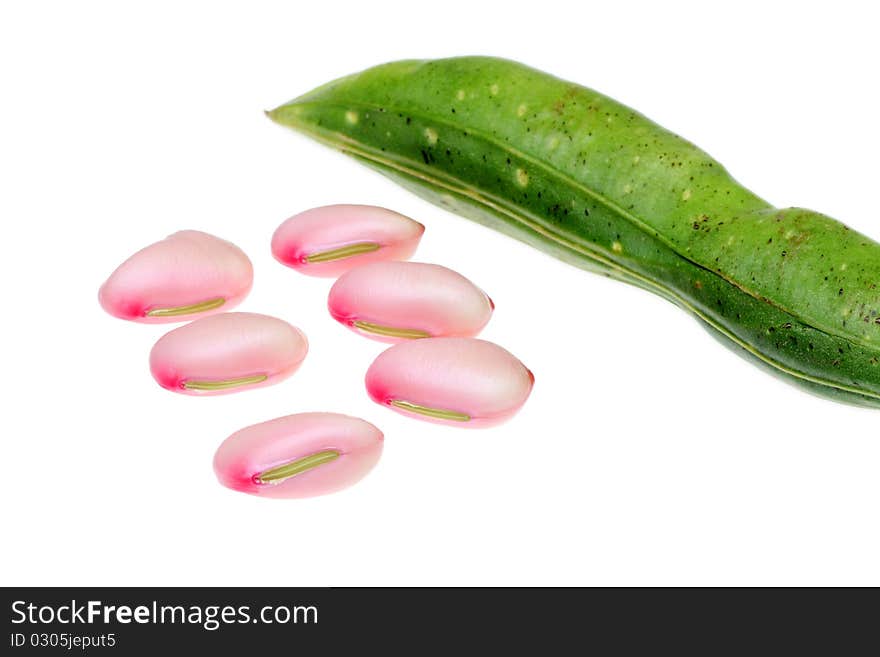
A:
[99,230,252,323]
[328,262,493,342]
[271,204,424,277]
[365,338,533,427]
[149,312,308,395]
[213,412,383,498]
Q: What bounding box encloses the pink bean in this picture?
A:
[365,338,534,428]
[213,413,383,498]
[328,262,493,342]
[149,312,308,395]
[99,230,253,323]
[271,204,424,277]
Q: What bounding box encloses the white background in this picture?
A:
[2,1,879,586]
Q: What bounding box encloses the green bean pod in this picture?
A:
[268,57,880,407]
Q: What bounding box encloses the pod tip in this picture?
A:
[264,107,280,123]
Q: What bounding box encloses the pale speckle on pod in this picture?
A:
[271,204,425,277]
[328,262,494,343]
[98,230,253,323]
[149,312,308,396]
[365,338,533,427]
[213,412,383,498]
